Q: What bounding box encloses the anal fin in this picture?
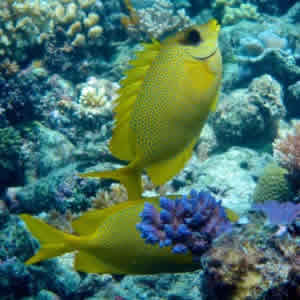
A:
[75,251,123,274]
[146,137,197,185]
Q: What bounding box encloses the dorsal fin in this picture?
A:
[109,39,162,161]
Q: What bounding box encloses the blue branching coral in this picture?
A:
[136,190,232,257]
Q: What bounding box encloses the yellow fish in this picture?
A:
[21,191,238,275]
[20,197,199,275]
[81,19,222,200]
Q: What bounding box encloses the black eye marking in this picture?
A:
[181,29,202,46]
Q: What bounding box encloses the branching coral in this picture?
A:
[56,76,119,128]
[137,190,232,258]
[212,0,260,25]
[0,0,104,65]
[53,0,104,47]
[273,123,300,181]
[79,76,119,109]
[0,0,52,62]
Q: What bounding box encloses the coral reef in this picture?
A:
[137,190,232,257]
[0,63,50,126]
[0,0,299,299]
[253,163,292,203]
[252,109,300,210]
[173,146,272,214]
[212,74,285,148]
[52,0,105,48]
[0,0,104,65]
[92,183,128,209]
[212,0,260,25]
[79,76,119,110]
[0,0,52,63]
[20,122,75,182]
[220,17,300,90]
[201,212,300,300]
[252,200,300,227]
[195,123,219,162]
[273,122,300,183]
[54,76,118,145]
[251,0,298,15]
[286,80,300,117]
[0,127,23,189]
[202,243,262,300]
[7,164,97,214]
[238,30,289,61]
[121,0,192,39]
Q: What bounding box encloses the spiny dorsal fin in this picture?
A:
[109,39,162,161]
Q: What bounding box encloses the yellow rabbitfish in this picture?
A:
[81,20,222,200]
[20,197,199,275]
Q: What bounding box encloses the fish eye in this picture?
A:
[184,29,202,46]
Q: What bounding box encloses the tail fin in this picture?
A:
[20,214,73,265]
[79,166,142,200]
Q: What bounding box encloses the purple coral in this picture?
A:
[252,200,300,226]
[136,190,232,257]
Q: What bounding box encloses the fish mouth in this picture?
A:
[192,48,217,61]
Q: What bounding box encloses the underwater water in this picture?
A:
[0,0,300,299]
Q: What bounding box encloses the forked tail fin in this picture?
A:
[79,166,142,200]
[20,214,73,265]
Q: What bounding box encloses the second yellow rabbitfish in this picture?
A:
[20,197,199,275]
[82,19,223,200]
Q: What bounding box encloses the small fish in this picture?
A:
[20,194,237,275]
[81,19,222,200]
